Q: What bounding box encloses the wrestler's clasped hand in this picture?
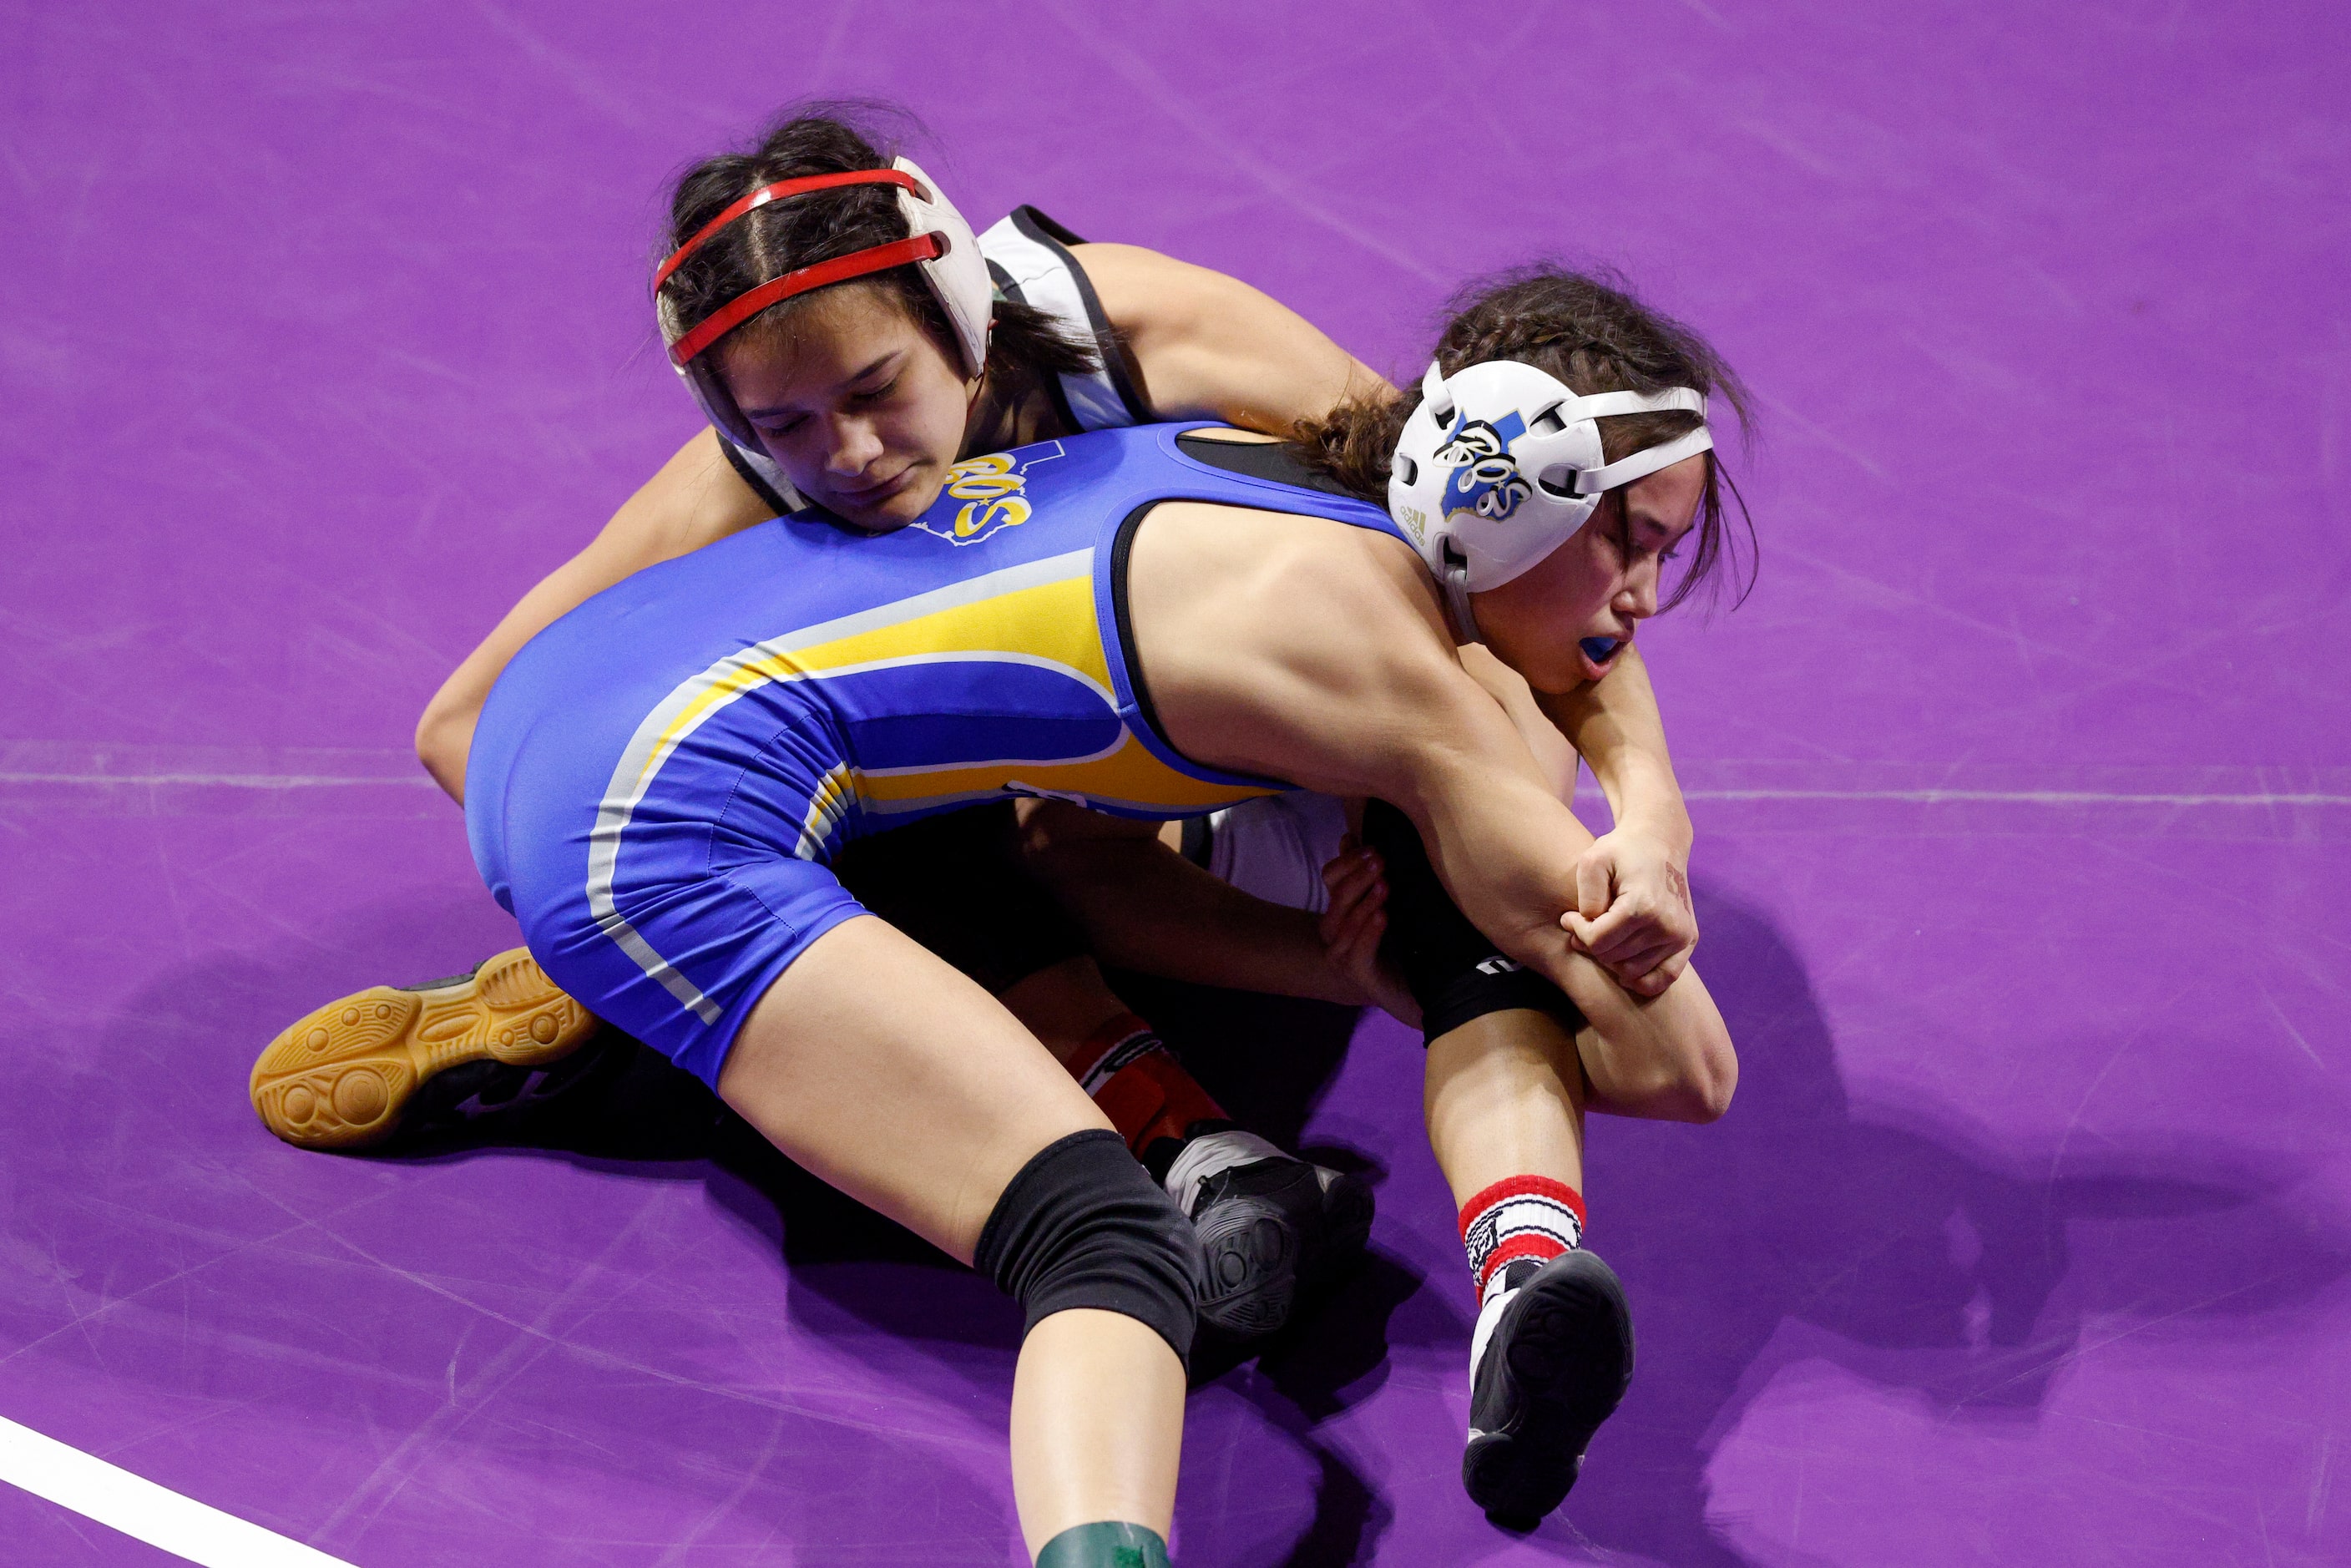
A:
[1561,826,1698,998]
[1321,839,1420,1026]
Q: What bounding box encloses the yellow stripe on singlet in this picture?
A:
[587,549,1277,1020]
[643,572,1115,778]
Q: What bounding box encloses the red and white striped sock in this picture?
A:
[1067,1013,1228,1161]
[1459,1175,1586,1304]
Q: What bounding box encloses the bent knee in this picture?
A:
[975,1129,1197,1368]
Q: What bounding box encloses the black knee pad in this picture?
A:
[974,1129,1197,1368]
[1361,800,1585,1045]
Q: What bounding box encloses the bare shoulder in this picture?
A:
[1131,501,1433,631]
[1125,502,1470,795]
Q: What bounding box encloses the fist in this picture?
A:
[1560,828,1698,997]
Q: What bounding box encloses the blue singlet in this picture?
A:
[466,424,1407,1085]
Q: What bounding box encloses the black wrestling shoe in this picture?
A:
[1463,1250,1636,1526]
[1165,1130,1375,1339]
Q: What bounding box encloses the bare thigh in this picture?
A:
[715,915,1114,1263]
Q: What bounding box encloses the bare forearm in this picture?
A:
[1407,751,1732,1120]
[1408,747,1597,980]
[414,429,770,802]
[1020,821,1353,1002]
[415,680,479,802]
[1539,646,1691,856]
[1074,243,1394,434]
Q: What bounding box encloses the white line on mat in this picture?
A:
[1683,789,2351,807]
[0,772,435,789]
[0,1415,357,1567]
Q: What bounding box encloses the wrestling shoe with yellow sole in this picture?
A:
[249,948,597,1150]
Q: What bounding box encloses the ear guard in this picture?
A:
[654,156,992,454]
[1386,359,1713,640]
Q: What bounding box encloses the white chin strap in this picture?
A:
[1441,544,1480,645]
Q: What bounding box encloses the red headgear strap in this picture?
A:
[667,234,943,365]
[656,168,940,367]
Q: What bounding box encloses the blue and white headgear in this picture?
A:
[1387,359,1714,640]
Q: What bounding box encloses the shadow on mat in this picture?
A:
[1105,977,1425,1568]
[699,976,1419,1567]
[384,943,1416,1565]
[1504,888,2351,1568]
[367,962,1416,1565]
[664,899,2351,1568]
[27,889,2351,1567]
[7,901,1049,1557]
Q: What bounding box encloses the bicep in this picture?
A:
[1077,243,1392,432]
[1277,620,1565,825]
[1205,565,1595,974]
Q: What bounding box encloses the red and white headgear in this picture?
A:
[653,157,991,453]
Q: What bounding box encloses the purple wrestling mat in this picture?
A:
[4,3,2346,1563]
